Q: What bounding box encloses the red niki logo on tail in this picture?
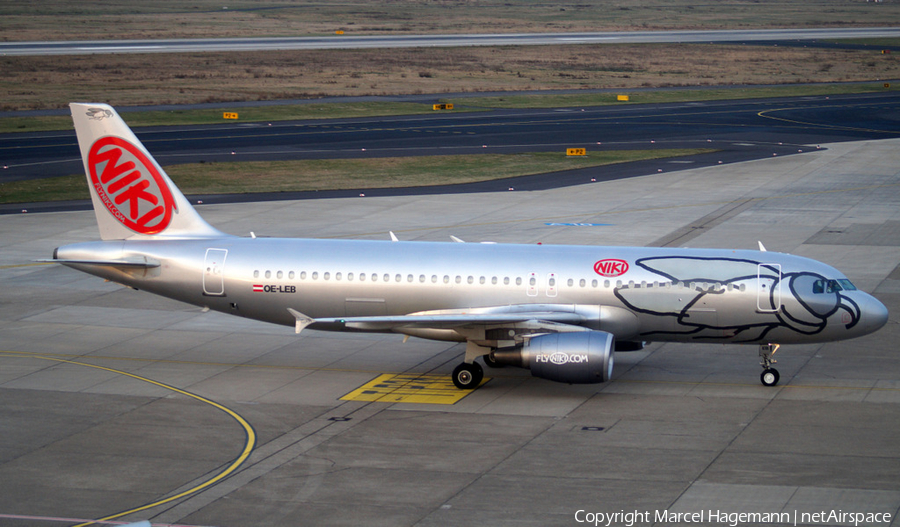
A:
[87,137,177,235]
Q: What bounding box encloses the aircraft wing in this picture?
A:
[287,307,588,334]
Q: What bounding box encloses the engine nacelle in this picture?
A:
[491,331,615,384]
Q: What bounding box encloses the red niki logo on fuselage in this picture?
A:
[594,258,629,277]
[87,137,176,235]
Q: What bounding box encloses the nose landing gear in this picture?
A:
[759,343,780,386]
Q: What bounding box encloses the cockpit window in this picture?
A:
[837,279,857,291]
[813,279,857,294]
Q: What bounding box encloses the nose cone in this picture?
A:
[863,295,889,334]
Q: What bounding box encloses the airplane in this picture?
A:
[45,103,889,390]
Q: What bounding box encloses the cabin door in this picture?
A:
[203,248,228,296]
[757,263,781,312]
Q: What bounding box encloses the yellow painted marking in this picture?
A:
[757,107,897,134]
[342,373,486,404]
[0,351,256,527]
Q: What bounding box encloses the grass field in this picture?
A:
[2,43,899,113]
[3,1,898,41]
[2,1,896,202]
[0,150,714,204]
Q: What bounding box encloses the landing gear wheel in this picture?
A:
[760,368,780,387]
[452,361,484,390]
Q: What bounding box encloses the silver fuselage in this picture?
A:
[56,236,887,346]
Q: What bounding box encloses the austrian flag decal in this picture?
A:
[87,136,177,235]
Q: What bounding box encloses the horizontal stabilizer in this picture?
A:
[36,258,160,268]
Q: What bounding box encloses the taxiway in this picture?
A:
[0,133,898,525]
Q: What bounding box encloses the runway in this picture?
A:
[3,91,900,212]
[4,28,900,56]
[0,132,898,525]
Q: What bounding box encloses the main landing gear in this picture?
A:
[759,343,780,386]
[452,341,489,390]
[452,361,484,389]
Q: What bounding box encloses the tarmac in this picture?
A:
[0,137,898,526]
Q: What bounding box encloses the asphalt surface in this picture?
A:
[3,28,900,55]
[3,91,900,214]
[1,136,898,527]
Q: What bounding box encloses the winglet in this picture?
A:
[450,235,465,243]
[389,231,399,242]
[287,308,316,334]
[758,241,767,252]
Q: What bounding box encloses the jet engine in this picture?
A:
[490,331,615,384]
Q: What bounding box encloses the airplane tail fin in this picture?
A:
[70,102,225,240]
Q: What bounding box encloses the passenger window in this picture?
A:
[407,274,414,282]
[277,271,283,279]
[565,278,572,287]
[516,277,522,286]
[301,271,307,280]
[324,272,330,280]
[444,275,450,284]
[335,272,342,281]
[253,270,259,278]
[395,274,401,282]
[289,271,295,280]
[456,276,462,284]
[592,279,598,288]
[491,276,497,285]
[468,276,474,284]
[312,272,318,280]
[504,277,510,285]
[265,270,271,279]
[479,276,485,285]
[580,279,586,287]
